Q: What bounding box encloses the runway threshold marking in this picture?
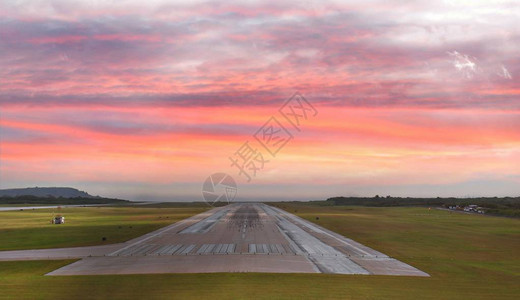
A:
[269,205,374,257]
[108,207,225,256]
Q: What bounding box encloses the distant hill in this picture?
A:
[0,187,129,205]
[0,187,96,198]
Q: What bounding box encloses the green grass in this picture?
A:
[0,204,518,299]
[0,206,208,250]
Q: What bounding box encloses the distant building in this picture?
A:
[52,216,65,224]
[462,205,485,214]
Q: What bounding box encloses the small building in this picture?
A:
[52,216,65,224]
[462,205,485,214]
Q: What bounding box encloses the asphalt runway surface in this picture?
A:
[1,203,428,276]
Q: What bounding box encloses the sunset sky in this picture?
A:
[1,0,519,201]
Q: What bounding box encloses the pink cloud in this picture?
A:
[1,0,519,198]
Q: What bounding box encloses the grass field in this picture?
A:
[0,206,209,250]
[0,204,518,299]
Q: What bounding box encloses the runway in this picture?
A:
[43,203,428,276]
